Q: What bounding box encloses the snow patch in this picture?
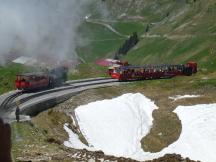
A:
[159,104,216,162]
[169,95,201,101]
[13,56,37,65]
[75,93,157,158]
[65,93,158,158]
[64,93,216,162]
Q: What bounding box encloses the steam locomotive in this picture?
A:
[15,66,68,91]
[109,62,197,81]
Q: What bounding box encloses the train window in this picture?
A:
[177,65,181,71]
[31,76,36,81]
[114,67,120,73]
[16,76,21,81]
[19,76,27,81]
[38,76,42,80]
[33,76,39,81]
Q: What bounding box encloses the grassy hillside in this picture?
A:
[77,0,216,71]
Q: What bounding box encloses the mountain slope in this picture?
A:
[79,0,216,71]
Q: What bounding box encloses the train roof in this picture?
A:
[118,64,184,69]
[16,72,48,77]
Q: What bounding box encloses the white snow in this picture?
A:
[63,123,93,150]
[13,56,37,65]
[64,93,216,162]
[159,104,216,162]
[74,93,158,157]
[169,95,201,101]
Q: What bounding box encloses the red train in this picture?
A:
[15,66,68,91]
[109,62,197,81]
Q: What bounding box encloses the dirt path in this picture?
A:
[141,33,195,40]
[86,18,129,38]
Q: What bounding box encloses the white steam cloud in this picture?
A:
[0,0,103,65]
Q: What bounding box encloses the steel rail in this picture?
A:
[17,78,117,108]
[0,92,23,110]
[0,78,117,112]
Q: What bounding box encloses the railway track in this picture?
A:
[17,78,117,108]
[0,92,23,110]
[66,77,111,84]
[0,77,118,120]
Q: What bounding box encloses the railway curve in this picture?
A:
[0,77,120,123]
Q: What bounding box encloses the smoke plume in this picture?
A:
[0,0,101,65]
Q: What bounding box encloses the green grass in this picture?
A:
[124,37,176,64]
[11,122,48,160]
[69,63,109,80]
[112,21,145,35]
[77,22,125,61]
[78,22,122,40]
[77,39,124,62]
[12,110,72,161]
[194,78,216,88]
[0,64,25,94]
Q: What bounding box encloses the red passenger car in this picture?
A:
[15,66,68,91]
[15,73,49,90]
[109,62,197,81]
